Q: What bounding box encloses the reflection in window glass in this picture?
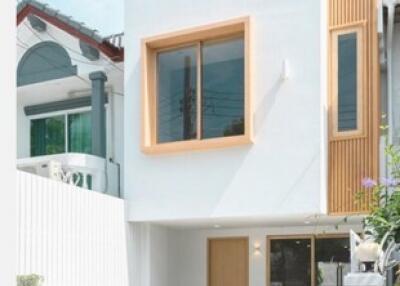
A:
[338,32,358,131]
[31,116,65,156]
[157,46,197,143]
[270,239,312,286]
[391,265,400,286]
[202,37,244,139]
[68,112,92,154]
[315,238,350,286]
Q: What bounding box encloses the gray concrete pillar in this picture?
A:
[89,71,107,158]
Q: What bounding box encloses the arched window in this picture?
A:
[17,41,77,86]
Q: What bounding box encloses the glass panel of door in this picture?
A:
[269,237,312,286]
[268,236,350,286]
[315,237,350,286]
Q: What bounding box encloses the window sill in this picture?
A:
[330,129,367,141]
[141,134,253,155]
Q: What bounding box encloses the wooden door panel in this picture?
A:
[208,238,249,286]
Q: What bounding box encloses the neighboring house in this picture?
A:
[124,1,400,286]
[16,1,128,286]
[16,0,124,196]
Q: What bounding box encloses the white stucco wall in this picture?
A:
[124,0,327,221]
[131,222,361,286]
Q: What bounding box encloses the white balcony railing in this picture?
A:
[17,153,107,193]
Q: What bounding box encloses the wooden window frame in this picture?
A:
[329,22,366,140]
[266,233,349,286]
[141,17,252,154]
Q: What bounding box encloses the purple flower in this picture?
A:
[380,177,398,187]
[362,177,377,189]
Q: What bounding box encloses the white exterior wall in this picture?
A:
[124,0,327,221]
[131,222,361,286]
[17,102,30,158]
[17,171,129,286]
[0,1,16,284]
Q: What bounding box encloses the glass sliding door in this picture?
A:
[315,237,350,286]
[268,237,312,286]
[31,115,65,156]
[68,111,92,154]
[267,235,351,286]
[30,111,93,157]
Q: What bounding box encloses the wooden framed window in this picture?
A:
[141,17,251,154]
[330,24,365,139]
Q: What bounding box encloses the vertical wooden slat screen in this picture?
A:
[328,0,380,214]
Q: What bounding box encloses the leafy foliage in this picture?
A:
[361,133,400,245]
[17,274,43,286]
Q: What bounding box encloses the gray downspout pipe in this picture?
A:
[382,0,400,185]
[89,71,107,158]
[383,0,400,145]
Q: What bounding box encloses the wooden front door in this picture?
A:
[208,237,249,286]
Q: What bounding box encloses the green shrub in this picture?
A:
[16,274,43,286]
[360,141,400,244]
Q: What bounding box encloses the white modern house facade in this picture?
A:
[15,0,400,286]
[124,0,399,286]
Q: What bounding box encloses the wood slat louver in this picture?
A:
[328,0,380,214]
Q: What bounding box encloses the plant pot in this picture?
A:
[355,242,381,262]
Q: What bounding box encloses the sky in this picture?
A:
[28,0,124,36]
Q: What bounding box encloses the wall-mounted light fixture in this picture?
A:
[253,242,262,256]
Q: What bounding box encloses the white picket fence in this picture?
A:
[17,170,130,286]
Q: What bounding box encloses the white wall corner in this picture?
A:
[319,0,329,214]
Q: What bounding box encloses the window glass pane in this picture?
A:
[338,32,358,131]
[270,239,312,286]
[157,46,197,143]
[68,112,92,154]
[202,37,244,139]
[315,238,350,286]
[31,116,65,156]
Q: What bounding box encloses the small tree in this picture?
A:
[17,274,44,286]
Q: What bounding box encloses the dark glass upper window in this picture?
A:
[202,38,244,139]
[338,32,358,131]
[156,37,244,144]
[68,111,92,154]
[157,47,197,143]
[31,116,66,157]
[30,111,92,157]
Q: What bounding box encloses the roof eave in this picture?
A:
[17,4,124,62]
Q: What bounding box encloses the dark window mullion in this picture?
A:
[197,41,203,140]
